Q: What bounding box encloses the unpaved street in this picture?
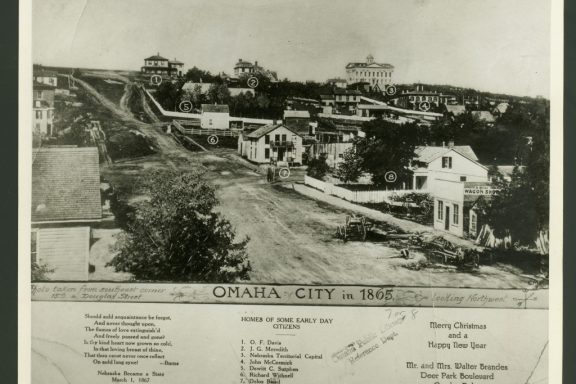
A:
[81,77,536,288]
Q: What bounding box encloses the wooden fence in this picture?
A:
[304,175,425,204]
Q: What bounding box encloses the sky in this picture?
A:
[32,0,551,97]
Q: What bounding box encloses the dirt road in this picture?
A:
[195,151,534,288]
[82,78,536,288]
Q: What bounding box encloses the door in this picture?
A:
[277,148,285,161]
[445,206,450,230]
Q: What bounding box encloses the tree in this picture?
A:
[207,83,231,105]
[185,67,222,83]
[155,80,184,111]
[306,153,330,180]
[356,120,427,187]
[335,147,363,183]
[32,261,54,281]
[482,107,550,245]
[107,170,251,282]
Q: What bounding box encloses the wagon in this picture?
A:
[336,215,373,242]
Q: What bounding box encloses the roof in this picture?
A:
[145,54,169,61]
[246,124,301,139]
[414,145,479,163]
[471,110,496,122]
[493,102,510,114]
[346,62,394,69]
[33,82,56,90]
[201,104,229,113]
[34,69,58,77]
[333,88,362,96]
[182,82,213,93]
[496,165,526,178]
[235,60,254,68]
[169,59,184,65]
[284,110,310,119]
[32,147,102,223]
[445,105,466,115]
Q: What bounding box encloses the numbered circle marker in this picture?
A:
[278,168,291,179]
[386,85,397,96]
[385,171,397,183]
[207,135,219,145]
[247,77,259,89]
[419,101,431,112]
[178,100,193,113]
[150,75,163,86]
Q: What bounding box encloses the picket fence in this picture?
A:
[304,176,423,204]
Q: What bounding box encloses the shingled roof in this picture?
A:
[145,53,169,61]
[246,124,301,139]
[201,104,229,113]
[414,145,480,163]
[32,147,102,223]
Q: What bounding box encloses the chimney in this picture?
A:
[255,60,258,66]
[239,59,242,63]
[448,140,454,148]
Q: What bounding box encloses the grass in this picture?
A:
[78,75,126,105]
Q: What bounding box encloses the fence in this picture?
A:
[304,175,424,204]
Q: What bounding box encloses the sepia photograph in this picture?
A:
[30,0,552,290]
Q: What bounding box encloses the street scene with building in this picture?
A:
[31,0,550,289]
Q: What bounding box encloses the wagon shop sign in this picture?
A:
[464,184,500,197]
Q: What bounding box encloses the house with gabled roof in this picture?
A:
[411,144,489,195]
[31,147,102,280]
[201,104,230,129]
[238,124,303,165]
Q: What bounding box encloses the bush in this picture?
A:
[306,153,330,180]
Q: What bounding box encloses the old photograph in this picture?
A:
[30,0,552,289]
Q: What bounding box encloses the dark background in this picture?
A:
[0,1,573,383]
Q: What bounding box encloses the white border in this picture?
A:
[19,0,32,381]
[18,1,564,383]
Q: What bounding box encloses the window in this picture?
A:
[438,201,444,220]
[265,148,270,159]
[470,211,477,235]
[453,204,459,225]
[35,110,42,119]
[275,134,280,142]
[460,176,467,182]
[281,134,287,143]
[31,230,37,263]
[265,135,270,144]
[442,157,452,169]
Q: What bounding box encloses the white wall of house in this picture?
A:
[33,107,54,135]
[433,179,466,237]
[201,112,230,129]
[35,226,90,280]
[415,149,488,195]
[240,126,303,165]
[309,142,354,167]
[35,76,58,87]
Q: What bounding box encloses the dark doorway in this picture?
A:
[445,206,450,230]
[277,148,285,161]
